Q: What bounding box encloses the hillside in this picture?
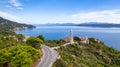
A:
[0,17,35,35]
[52,38,120,67]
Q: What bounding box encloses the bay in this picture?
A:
[16,25,120,51]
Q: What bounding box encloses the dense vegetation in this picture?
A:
[44,39,66,47]
[0,34,43,67]
[53,38,120,67]
[0,34,24,49]
[0,45,41,67]
[26,37,43,49]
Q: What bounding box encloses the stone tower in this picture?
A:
[70,28,74,44]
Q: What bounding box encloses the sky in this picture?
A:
[0,0,120,24]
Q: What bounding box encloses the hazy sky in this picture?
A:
[0,0,120,24]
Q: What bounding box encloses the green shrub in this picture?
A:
[0,45,41,67]
[26,37,43,49]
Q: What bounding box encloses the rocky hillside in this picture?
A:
[52,38,120,67]
[0,17,35,35]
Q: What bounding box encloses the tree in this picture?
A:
[37,35,45,41]
[26,37,43,49]
[10,52,32,67]
[74,36,80,42]
[0,49,11,67]
[0,39,2,44]
[53,59,67,67]
[16,34,25,42]
[9,45,40,67]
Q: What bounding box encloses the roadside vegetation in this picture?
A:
[0,34,43,67]
[0,45,40,67]
[26,36,43,49]
[52,37,120,67]
[44,39,66,47]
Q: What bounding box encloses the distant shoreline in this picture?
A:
[34,23,120,28]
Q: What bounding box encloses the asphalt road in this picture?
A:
[52,43,70,49]
[37,45,59,67]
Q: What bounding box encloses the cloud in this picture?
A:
[1,9,120,24]
[0,11,26,23]
[8,0,21,7]
[67,9,120,24]
[5,5,12,8]
[36,9,120,24]
[7,0,23,10]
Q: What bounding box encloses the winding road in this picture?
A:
[37,45,59,67]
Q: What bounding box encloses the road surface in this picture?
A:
[37,45,59,67]
[51,43,70,49]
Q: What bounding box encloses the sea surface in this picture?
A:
[16,25,120,51]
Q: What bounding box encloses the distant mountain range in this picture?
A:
[39,22,120,27]
[77,22,120,27]
[36,23,76,26]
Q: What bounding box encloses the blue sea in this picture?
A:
[16,25,120,51]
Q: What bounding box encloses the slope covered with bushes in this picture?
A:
[53,38,120,67]
[0,45,41,67]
